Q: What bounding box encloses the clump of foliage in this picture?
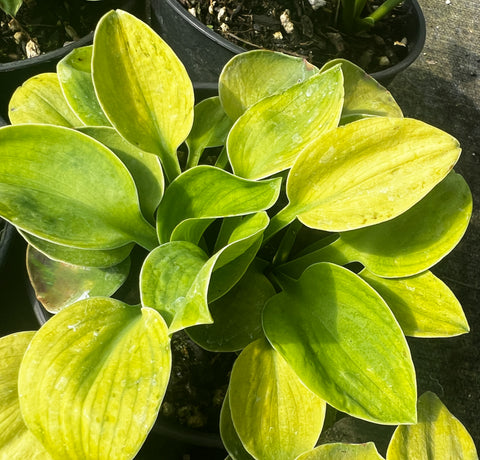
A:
[0,9,477,459]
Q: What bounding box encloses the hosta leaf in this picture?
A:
[18,298,171,460]
[220,389,256,460]
[79,127,164,224]
[227,65,344,180]
[188,262,276,351]
[156,165,281,243]
[140,241,213,333]
[387,392,478,460]
[360,269,469,338]
[276,117,461,234]
[57,46,111,126]
[93,10,194,181]
[321,58,403,124]
[186,96,233,168]
[334,171,472,277]
[0,0,23,16]
[263,262,417,424]
[21,230,134,268]
[0,331,53,459]
[296,442,384,459]
[0,124,158,251]
[229,339,326,460]
[8,73,82,127]
[27,245,130,313]
[219,50,319,121]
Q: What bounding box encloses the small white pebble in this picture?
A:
[445,0,451,4]
[308,0,327,10]
[220,22,229,33]
[188,7,196,17]
[273,31,283,40]
[378,56,390,66]
[280,10,295,34]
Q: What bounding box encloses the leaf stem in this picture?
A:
[264,204,298,243]
[214,146,229,170]
[272,219,303,265]
[160,148,182,184]
[364,0,404,23]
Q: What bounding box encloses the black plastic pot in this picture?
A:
[151,0,426,87]
[0,0,148,119]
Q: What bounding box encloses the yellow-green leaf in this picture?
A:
[18,298,171,460]
[387,392,478,460]
[296,442,384,459]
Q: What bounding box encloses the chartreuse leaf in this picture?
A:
[360,269,469,338]
[263,263,417,424]
[186,97,233,168]
[8,73,82,127]
[0,331,53,459]
[93,10,194,182]
[387,392,478,460]
[0,124,158,251]
[0,0,23,16]
[57,46,111,126]
[268,117,461,237]
[227,65,344,180]
[188,262,276,351]
[321,58,403,124]
[18,298,171,460]
[219,50,319,121]
[21,230,134,268]
[156,165,281,243]
[229,339,326,460]
[140,241,214,333]
[220,389,255,460]
[296,442,384,459]
[27,245,130,313]
[79,127,164,224]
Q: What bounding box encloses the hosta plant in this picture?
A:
[0,9,477,460]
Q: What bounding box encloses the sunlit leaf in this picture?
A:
[321,58,403,123]
[186,96,233,168]
[0,124,158,251]
[229,339,326,460]
[156,165,281,243]
[227,65,344,180]
[387,392,478,460]
[18,298,171,460]
[296,442,384,459]
[79,126,164,224]
[93,10,194,181]
[0,331,53,459]
[8,73,82,127]
[27,245,130,313]
[360,269,469,338]
[57,46,111,126]
[263,262,417,424]
[219,50,319,120]
[188,262,276,351]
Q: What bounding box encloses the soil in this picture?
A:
[0,0,134,63]
[177,0,413,73]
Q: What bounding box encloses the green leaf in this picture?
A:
[227,65,344,180]
[220,389,256,460]
[93,10,194,182]
[0,124,158,251]
[140,241,213,333]
[360,269,469,338]
[18,298,171,460]
[156,165,281,243]
[321,58,403,124]
[27,245,130,313]
[8,73,82,127]
[263,262,417,424]
[279,117,461,233]
[0,0,23,16]
[79,127,165,224]
[57,46,111,126]
[0,331,53,459]
[21,230,134,268]
[387,392,478,460]
[334,171,472,277]
[229,339,326,460]
[296,442,384,459]
[219,50,319,121]
[188,262,276,351]
[186,96,234,168]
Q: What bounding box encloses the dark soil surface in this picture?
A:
[178,0,412,73]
